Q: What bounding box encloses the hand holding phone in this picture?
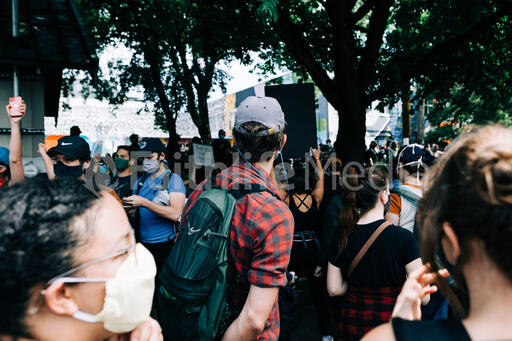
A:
[7,97,24,117]
[6,97,26,123]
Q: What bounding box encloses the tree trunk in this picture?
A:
[147,59,180,161]
[165,118,180,164]
[334,95,367,167]
[417,99,425,145]
[401,86,411,143]
[197,90,212,144]
[333,63,367,167]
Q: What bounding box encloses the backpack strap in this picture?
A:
[392,185,422,207]
[135,174,148,195]
[206,175,282,201]
[161,170,173,191]
[228,183,281,201]
[137,170,173,195]
[348,220,392,278]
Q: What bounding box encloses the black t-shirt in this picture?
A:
[319,193,342,264]
[113,175,132,199]
[366,148,378,163]
[392,318,471,341]
[212,139,232,166]
[329,219,419,287]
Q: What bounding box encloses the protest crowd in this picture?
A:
[2,95,512,341]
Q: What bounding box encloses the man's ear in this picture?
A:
[280,134,287,151]
[43,282,79,317]
[129,158,136,166]
[159,152,166,161]
[442,222,461,265]
[82,160,91,171]
[0,165,7,175]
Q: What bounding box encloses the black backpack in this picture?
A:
[157,179,278,340]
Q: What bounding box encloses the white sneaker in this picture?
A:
[322,336,334,341]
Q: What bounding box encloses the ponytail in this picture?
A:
[338,189,359,253]
[337,166,388,255]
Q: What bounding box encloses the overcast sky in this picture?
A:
[100,45,287,101]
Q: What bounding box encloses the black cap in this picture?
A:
[70,126,82,136]
[396,144,433,167]
[49,136,91,160]
[139,138,166,153]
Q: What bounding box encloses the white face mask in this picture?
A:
[50,243,156,333]
[143,159,160,174]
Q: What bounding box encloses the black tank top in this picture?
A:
[288,193,319,233]
[392,318,471,341]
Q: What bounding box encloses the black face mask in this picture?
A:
[436,234,470,313]
[54,161,83,178]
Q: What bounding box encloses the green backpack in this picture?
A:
[158,179,277,340]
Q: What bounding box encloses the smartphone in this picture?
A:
[7,97,23,117]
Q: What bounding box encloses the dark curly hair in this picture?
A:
[0,177,102,337]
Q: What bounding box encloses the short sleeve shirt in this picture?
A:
[134,171,186,243]
[112,174,132,199]
[388,183,423,233]
[182,161,294,340]
[329,219,419,287]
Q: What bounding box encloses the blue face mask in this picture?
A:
[54,161,83,178]
[99,164,110,175]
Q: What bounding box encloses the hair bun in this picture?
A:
[472,132,512,205]
[480,155,512,205]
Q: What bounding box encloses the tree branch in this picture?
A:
[190,56,204,91]
[146,56,175,132]
[365,2,512,105]
[324,0,349,58]
[176,42,200,90]
[352,0,376,24]
[358,0,393,88]
[405,2,512,80]
[274,6,339,108]
[354,24,368,33]
[364,86,390,106]
[169,46,201,126]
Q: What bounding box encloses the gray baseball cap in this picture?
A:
[233,96,286,136]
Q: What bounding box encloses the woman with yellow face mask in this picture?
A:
[0,177,162,341]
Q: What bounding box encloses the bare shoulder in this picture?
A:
[361,323,395,341]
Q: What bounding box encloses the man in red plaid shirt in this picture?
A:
[183,96,294,340]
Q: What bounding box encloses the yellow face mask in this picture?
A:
[49,243,156,333]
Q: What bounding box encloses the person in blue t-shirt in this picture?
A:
[123,138,186,277]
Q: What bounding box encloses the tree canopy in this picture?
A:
[73,0,265,151]
[381,0,512,143]
[71,0,512,162]
[250,0,512,163]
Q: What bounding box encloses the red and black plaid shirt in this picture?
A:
[182,160,294,340]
